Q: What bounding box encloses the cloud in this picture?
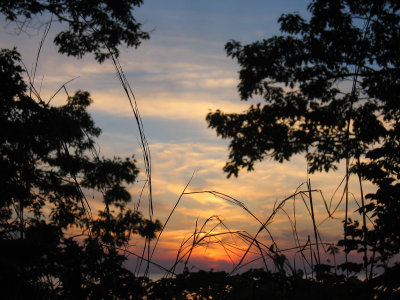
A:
[119,137,376,270]
[88,91,248,121]
[0,8,376,273]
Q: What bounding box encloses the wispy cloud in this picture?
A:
[0,0,375,272]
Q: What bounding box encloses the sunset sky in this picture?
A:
[0,0,374,275]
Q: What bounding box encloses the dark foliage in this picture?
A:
[2,0,400,298]
[0,48,161,299]
[207,0,400,178]
[147,268,386,300]
[207,0,400,278]
[0,0,149,62]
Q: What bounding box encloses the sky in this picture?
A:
[0,0,374,276]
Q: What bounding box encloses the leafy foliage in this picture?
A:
[207,0,399,178]
[147,268,385,300]
[0,0,149,62]
[2,0,400,297]
[206,0,400,270]
[0,48,161,298]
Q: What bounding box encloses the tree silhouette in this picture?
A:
[0,0,149,62]
[207,0,400,275]
[0,48,161,299]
